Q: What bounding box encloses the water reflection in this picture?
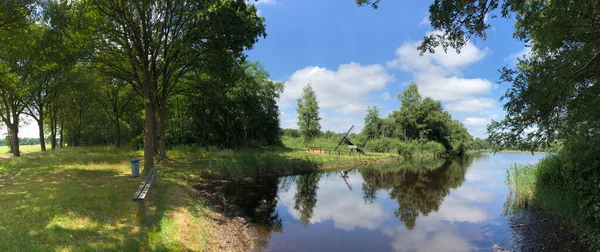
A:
[361,157,472,229]
[293,173,320,227]
[224,153,543,251]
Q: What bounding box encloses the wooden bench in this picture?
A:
[132,168,157,220]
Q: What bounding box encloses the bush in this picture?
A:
[421,141,446,156]
[364,137,401,153]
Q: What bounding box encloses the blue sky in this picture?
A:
[9,0,529,139]
[249,0,531,138]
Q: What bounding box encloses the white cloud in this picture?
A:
[418,16,429,26]
[381,92,391,101]
[505,46,531,65]
[463,114,502,126]
[251,0,276,5]
[278,62,393,132]
[388,33,492,102]
[445,98,497,113]
[279,63,393,110]
[463,117,491,126]
[279,174,390,230]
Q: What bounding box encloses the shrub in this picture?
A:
[365,137,401,153]
[421,141,446,156]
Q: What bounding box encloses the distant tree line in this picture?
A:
[1,137,40,146]
[284,84,473,156]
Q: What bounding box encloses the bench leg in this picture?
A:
[137,200,147,221]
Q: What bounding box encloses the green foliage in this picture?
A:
[297,84,321,147]
[362,105,382,140]
[360,156,472,229]
[359,84,472,156]
[171,61,283,148]
[364,137,401,153]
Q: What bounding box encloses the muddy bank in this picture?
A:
[507,208,589,251]
[193,180,259,252]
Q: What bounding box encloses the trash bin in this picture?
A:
[130,159,140,178]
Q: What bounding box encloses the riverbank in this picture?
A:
[0,145,399,251]
[506,155,599,250]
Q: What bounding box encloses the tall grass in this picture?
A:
[505,155,598,249]
[165,145,395,180]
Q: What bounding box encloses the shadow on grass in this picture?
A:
[0,167,192,251]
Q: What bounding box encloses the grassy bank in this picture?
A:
[0,147,215,251]
[506,155,599,250]
[161,145,396,180]
[0,143,398,251]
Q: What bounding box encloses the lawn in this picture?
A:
[0,144,397,251]
[0,147,210,251]
[0,144,42,155]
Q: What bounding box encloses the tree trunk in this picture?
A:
[143,80,155,170]
[9,115,20,157]
[38,119,46,151]
[59,111,64,148]
[114,118,121,148]
[50,106,57,150]
[158,104,167,160]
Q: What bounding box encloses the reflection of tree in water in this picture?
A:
[224,176,287,250]
[360,156,473,230]
[294,172,321,227]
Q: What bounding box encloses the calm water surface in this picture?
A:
[225,152,545,252]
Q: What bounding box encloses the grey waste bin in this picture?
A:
[130,159,140,178]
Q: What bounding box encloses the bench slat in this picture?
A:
[133,168,157,201]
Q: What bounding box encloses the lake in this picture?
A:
[225,152,545,252]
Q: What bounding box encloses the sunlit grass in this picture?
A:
[0,144,41,155]
[0,141,399,251]
[0,147,209,251]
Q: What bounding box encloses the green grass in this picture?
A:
[505,156,598,250]
[0,144,41,155]
[0,142,398,251]
[161,145,395,181]
[0,146,210,251]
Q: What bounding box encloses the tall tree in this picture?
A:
[0,24,35,156]
[362,105,381,140]
[296,84,321,147]
[88,0,265,167]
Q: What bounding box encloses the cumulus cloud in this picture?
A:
[418,16,430,26]
[280,63,393,110]
[278,174,390,230]
[388,32,492,102]
[463,114,503,126]
[278,62,393,132]
[381,92,392,101]
[251,0,276,5]
[505,46,532,65]
[445,98,497,113]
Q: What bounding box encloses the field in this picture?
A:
[0,145,41,155]
[0,143,396,251]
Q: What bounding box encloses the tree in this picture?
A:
[0,24,35,156]
[362,105,381,140]
[87,0,265,168]
[296,84,321,147]
[97,78,137,148]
